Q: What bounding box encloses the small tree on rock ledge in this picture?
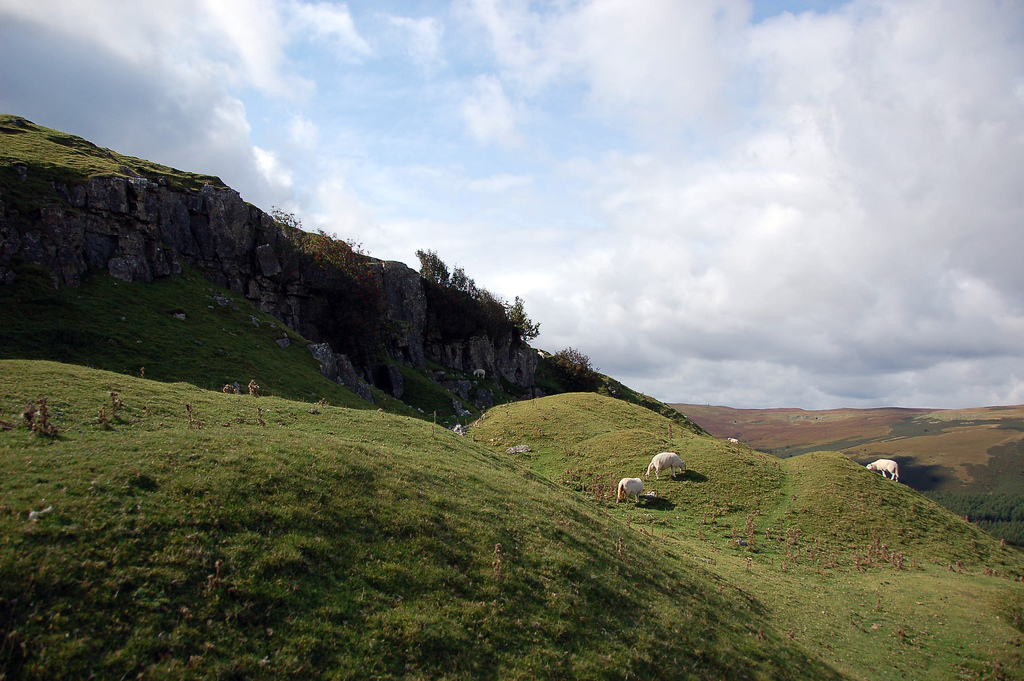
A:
[505,296,540,342]
[550,347,600,392]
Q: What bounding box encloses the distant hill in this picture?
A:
[673,403,1024,494]
[675,402,1024,546]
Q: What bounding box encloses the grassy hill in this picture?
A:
[4,368,1024,678]
[473,396,1024,679]
[3,359,850,680]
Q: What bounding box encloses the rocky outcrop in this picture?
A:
[369,260,426,367]
[307,343,373,402]
[0,168,538,394]
[426,334,539,387]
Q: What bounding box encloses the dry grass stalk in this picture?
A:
[205,559,224,594]
[492,543,504,580]
[110,391,124,416]
[185,403,203,430]
[23,398,58,437]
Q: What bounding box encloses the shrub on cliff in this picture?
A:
[272,209,384,362]
[549,347,601,392]
[415,249,539,345]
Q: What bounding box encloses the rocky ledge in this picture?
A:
[0,170,538,399]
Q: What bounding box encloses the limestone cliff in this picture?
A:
[0,119,537,398]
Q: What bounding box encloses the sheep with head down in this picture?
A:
[646,451,685,480]
[866,458,899,482]
[617,477,644,503]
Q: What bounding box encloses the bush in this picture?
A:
[415,249,539,345]
[505,296,540,341]
[271,209,384,362]
[550,347,600,392]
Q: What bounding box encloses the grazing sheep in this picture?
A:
[28,505,53,521]
[646,451,686,480]
[473,368,486,379]
[727,437,739,443]
[866,458,900,482]
[617,477,644,503]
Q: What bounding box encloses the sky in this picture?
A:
[2,0,1023,410]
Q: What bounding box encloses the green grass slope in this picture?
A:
[473,395,1024,679]
[0,265,385,410]
[1,360,844,680]
[0,115,223,202]
[782,451,1013,564]
[473,394,1021,566]
[472,393,779,515]
[0,263,519,424]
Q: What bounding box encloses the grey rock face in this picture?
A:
[369,260,427,367]
[475,388,495,410]
[308,342,373,402]
[374,364,405,399]
[1,174,537,391]
[426,334,538,388]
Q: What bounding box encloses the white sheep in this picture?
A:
[28,505,53,521]
[646,451,686,480]
[473,369,486,379]
[617,477,644,503]
[866,458,900,482]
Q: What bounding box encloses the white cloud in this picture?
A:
[460,74,523,146]
[287,114,320,151]
[0,0,311,98]
[459,0,752,134]
[387,15,446,73]
[561,0,751,129]
[455,0,562,92]
[253,146,294,190]
[309,172,377,243]
[285,0,373,61]
[491,0,1024,408]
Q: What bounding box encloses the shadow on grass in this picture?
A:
[641,496,677,511]
[668,470,708,483]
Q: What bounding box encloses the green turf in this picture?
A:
[473,393,1024,679]
[0,263,384,411]
[2,360,847,680]
[0,114,223,202]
